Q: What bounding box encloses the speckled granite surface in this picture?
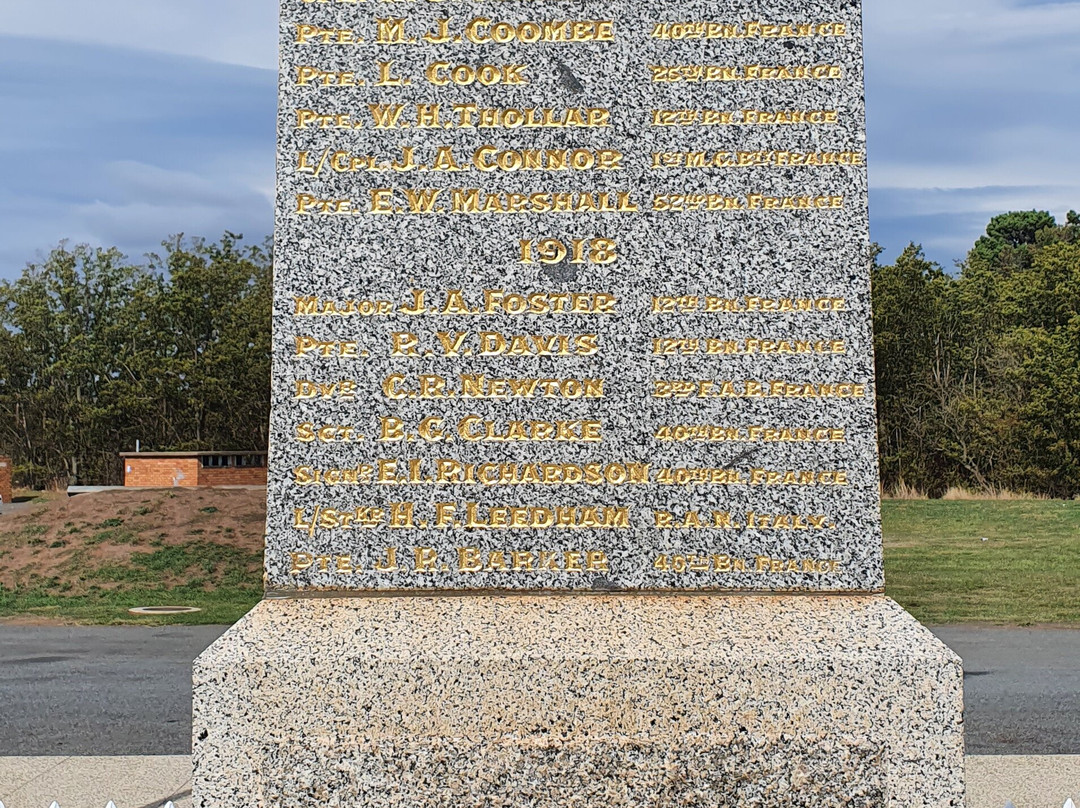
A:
[193,596,964,807]
[267,0,883,593]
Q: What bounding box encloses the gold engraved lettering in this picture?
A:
[649,64,843,83]
[295,24,363,44]
[747,194,844,210]
[375,18,416,44]
[652,150,864,169]
[294,295,394,316]
[296,66,363,87]
[294,465,374,486]
[711,555,748,572]
[654,468,848,487]
[450,189,638,214]
[292,505,410,532]
[294,336,360,357]
[425,63,529,86]
[413,547,438,573]
[453,547,610,572]
[295,194,358,215]
[290,552,362,574]
[454,503,630,530]
[653,194,844,212]
[473,146,623,172]
[460,18,615,44]
[299,146,419,174]
[461,375,604,399]
[395,287,617,315]
[457,417,602,443]
[742,109,838,124]
[295,422,364,443]
[374,61,408,87]
[380,374,603,400]
[478,289,617,315]
[293,379,358,400]
[650,109,838,127]
[747,513,837,531]
[653,554,841,575]
[753,557,843,574]
[433,460,649,486]
[374,416,603,444]
[449,105,609,129]
[653,510,713,530]
[652,338,846,356]
[388,502,415,528]
[653,425,846,443]
[290,547,616,574]
[655,554,734,572]
[651,296,846,314]
[651,22,847,40]
[369,187,441,214]
[296,109,361,130]
[519,238,617,265]
[290,552,314,573]
[652,109,734,126]
[656,468,743,486]
[653,380,867,399]
[390,330,599,357]
[368,104,408,129]
[371,548,399,571]
[310,104,611,131]
[378,416,447,443]
[369,189,641,215]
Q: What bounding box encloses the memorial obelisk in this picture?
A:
[194,1,965,804]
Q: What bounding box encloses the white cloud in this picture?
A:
[0,35,275,277]
[865,0,1080,263]
[0,0,277,69]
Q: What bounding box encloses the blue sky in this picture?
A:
[0,0,1077,279]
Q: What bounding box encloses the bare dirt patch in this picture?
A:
[0,488,266,594]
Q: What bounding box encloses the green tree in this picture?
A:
[872,244,955,494]
[0,234,272,487]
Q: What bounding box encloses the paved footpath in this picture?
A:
[0,755,1078,808]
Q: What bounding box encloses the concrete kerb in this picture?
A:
[0,756,1078,808]
[0,757,191,808]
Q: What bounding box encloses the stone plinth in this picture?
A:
[193,595,964,807]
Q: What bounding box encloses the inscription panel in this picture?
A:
[268,0,881,592]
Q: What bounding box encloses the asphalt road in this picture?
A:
[0,624,1077,756]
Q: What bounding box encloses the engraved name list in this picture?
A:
[267,0,882,592]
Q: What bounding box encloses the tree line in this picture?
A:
[1,212,1078,497]
[0,234,271,488]
[874,210,1080,498]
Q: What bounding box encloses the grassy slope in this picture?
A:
[0,489,264,625]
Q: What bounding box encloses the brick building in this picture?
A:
[120,452,267,488]
[0,456,12,506]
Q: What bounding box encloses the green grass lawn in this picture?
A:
[0,586,261,625]
[883,499,1080,625]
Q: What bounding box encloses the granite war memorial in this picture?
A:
[194,0,965,804]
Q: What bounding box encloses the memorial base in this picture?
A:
[193,595,964,808]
